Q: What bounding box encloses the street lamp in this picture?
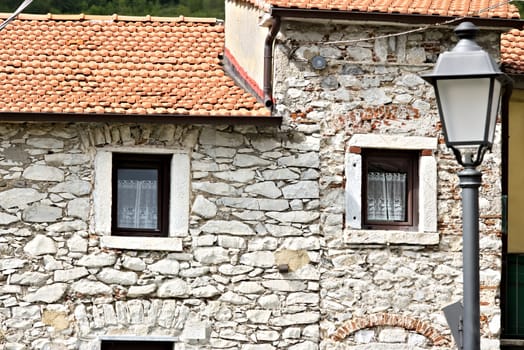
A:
[422,22,512,350]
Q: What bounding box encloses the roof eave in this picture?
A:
[269,7,523,29]
[0,112,282,126]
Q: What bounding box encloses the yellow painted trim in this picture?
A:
[507,89,524,252]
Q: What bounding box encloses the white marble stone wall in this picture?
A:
[0,123,322,350]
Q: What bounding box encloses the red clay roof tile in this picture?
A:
[249,0,520,18]
[0,13,270,117]
[502,29,524,74]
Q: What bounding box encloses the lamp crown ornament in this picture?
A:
[453,21,482,52]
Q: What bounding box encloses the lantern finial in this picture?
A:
[453,22,482,52]
[454,22,478,39]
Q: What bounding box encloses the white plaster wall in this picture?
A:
[225,0,267,93]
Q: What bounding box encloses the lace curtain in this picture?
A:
[117,170,158,229]
[367,172,406,221]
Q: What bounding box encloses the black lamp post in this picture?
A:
[422,22,512,350]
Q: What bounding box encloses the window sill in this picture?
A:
[100,236,183,251]
[344,229,439,245]
[100,336,178,342]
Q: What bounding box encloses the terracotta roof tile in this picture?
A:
[249,0,520,18]
[0,13,270,117]
[502,29,524,74]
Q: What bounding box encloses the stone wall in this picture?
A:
[270,21,504,349]
[0,18,507,350]
[0,122,322,349]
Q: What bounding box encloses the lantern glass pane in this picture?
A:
[487,79,502,145]
[436,78,491,145]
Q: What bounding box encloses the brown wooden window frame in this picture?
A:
[111,153,171,237]
[362,148,419,231]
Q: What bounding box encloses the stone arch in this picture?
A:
[330,313,451,346]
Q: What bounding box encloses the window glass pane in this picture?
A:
[387,172,407,221]
[506,254,524,336]
[367,172,387,220]
[101,340,173,350]
[117,168,158,230]
[367,169,407,222]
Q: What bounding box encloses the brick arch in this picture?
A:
[330,313,451,346]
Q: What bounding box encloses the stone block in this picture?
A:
[22,165,64,182]
[378,328,407,343]
[24,235,57,256]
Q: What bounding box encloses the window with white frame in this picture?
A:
[362,148,418,230]
[112,153,171,237]
[93,147,189,251]
[345,134,438,245]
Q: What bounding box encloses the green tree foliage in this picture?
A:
[0,0,225,19]
[514,1,524,17]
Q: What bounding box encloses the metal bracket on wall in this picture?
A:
[443,301,464,349]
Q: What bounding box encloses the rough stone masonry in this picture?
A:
[0,122,323,350]
[0,21,506,350]
[271,21,504,350]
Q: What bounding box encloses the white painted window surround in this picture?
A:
[93,147,189,251]
[344,134,439,245]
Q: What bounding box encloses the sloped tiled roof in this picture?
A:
[502,29,524,74]
[0,13,270,117]
[249,0,520,19]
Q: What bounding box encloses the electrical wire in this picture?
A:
[294,0,521,46]
[0,0,34,32]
